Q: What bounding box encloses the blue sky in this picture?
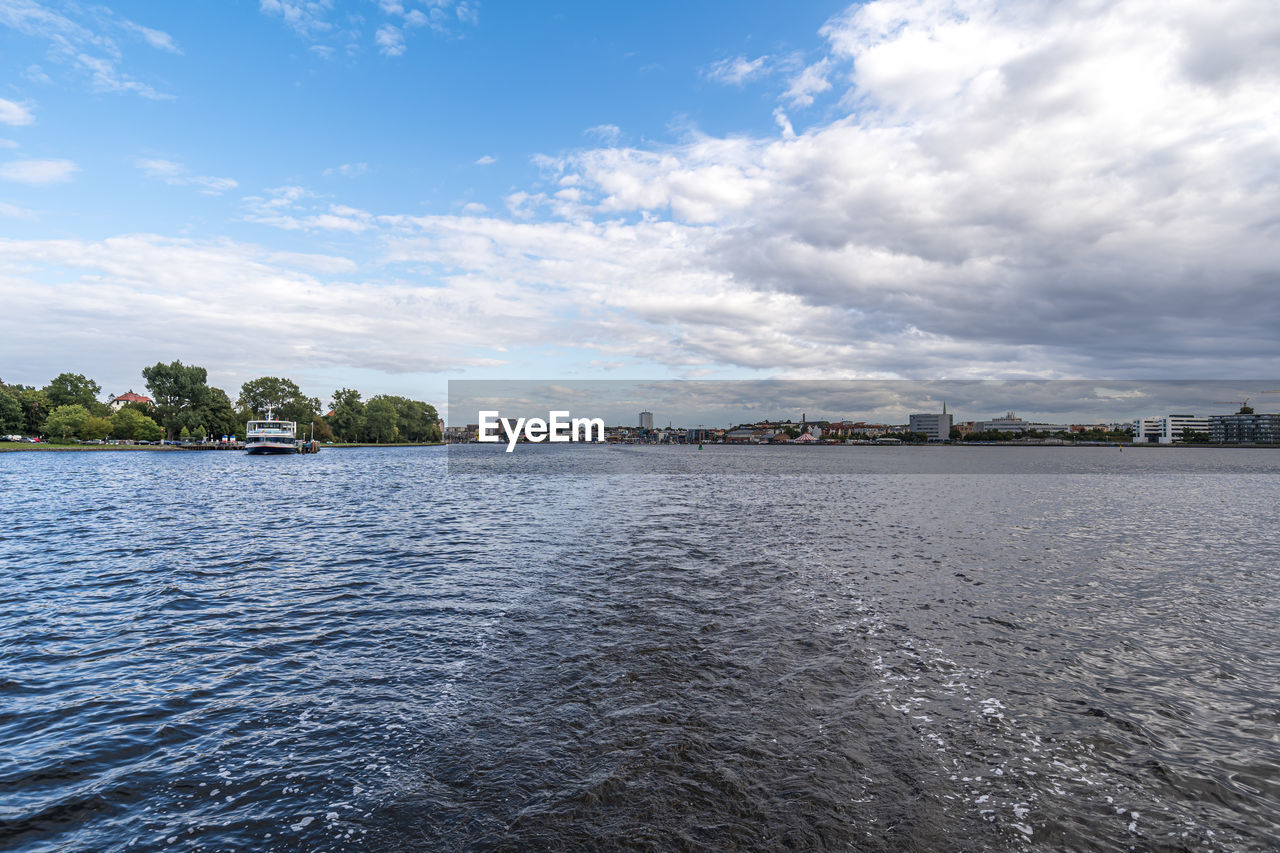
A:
[2,0,1278,422]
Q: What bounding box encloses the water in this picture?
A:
[1,445,1278,851]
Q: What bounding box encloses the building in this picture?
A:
[108,390,153,411]
[908,411,953,441]
[1209,412,1280,444]
[639,410,654,430]
[979,412,1071,434]
[1132,414,1208,444]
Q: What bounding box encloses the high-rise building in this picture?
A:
[639,410,654,430]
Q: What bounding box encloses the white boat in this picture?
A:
[245,410,298,455]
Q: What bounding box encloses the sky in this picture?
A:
[1,0,1278,423]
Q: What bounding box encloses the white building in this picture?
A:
[638,410,654,430]
[1133,414,1208,444]
[979,412,1071,434]
[908,412,953,441]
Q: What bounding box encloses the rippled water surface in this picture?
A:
[2,446,1278,851]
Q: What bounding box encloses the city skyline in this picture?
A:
[3,1,1278,411]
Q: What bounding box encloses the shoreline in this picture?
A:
[0,442,445,452]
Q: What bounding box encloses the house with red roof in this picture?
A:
[108,390,153,411]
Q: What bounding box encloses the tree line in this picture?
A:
[0,362,440,444]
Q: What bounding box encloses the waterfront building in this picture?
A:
[1209,412,1280,443]
[979,412,1071,434]
[908,411,953,441]
[1132,414,1208,443]
[639,410,653,430]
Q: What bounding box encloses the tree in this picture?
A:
[368,394,441,442]
[329,388,365,442]
[238,376,320,425]
[0,388,22,433]
[80,416,113,441]
[14,387,50,435]
[143,361,212,440]
[111,407,163,441]
[44,373,101,410]
[363,397,398,443]
[43,404,90,442]
[201,387,241,439]
[310,417,334,442]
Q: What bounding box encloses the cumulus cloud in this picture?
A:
[8,0,1280,383]
[137,158,237,194]
[474,154,496,165]
[0,99,35,126]
[460,0,1280,376]
[0,234,538,384]
[0,158,78,184]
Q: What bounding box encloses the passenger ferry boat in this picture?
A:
[245,410,297,455]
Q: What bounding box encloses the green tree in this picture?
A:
[363,397,398,443]
[329,388,365,442]
[201,387,241,439]
[0,388,22,433]
[368,394,441,442]
[111,407,163,441]
[43,404,90,442]
[143,361,212,440]
[44,373,101,410]
[310,416,334,442]
[80,416,113,441]
[14,387,50,435]
[238,376,321,425]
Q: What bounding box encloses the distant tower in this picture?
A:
[639,410,653,430]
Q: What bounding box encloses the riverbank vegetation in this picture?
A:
[1,364,440,444]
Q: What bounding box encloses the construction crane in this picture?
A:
[1214,391,1280,414]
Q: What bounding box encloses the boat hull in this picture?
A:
[245,442,297,455]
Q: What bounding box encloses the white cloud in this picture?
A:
[0,234,538,379]
[258,0,334,37]
[785,58,832,106]
[705,55,770,85]
[0,158,78,184]
[585,124,622,144]
[324,162,369,177]
[375,24,405,56]
[7,0,1280,382]
[0,201,36,219]
[0,99,35,126]
[242,187,374,231]
[137,158,238,194]
[474,154,496,165]
[124,21,182,54]
[263,0,478,55]
[0,1,176,99]
[0,139,18,149]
